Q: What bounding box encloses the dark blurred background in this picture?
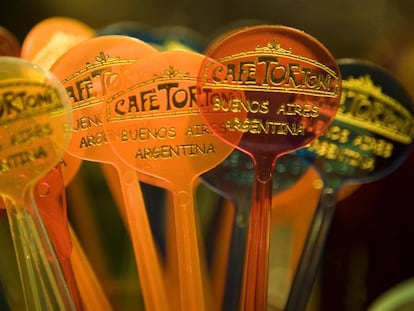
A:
[0,0,412,59]
[2,1,414,310]
[2,0,414,95]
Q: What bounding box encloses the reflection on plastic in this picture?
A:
[0,56,74,310]
[49,35,169,311]
[198,24,341,311]
[103,49,236,311]
[288,58,414,311]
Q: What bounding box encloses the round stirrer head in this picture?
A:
[0,27,21,57]
[21,16,95,67]
[197,25,342,182]
[296,58,414,189]
[0,56,72,196]
[103,49,235,189]
[49,35,159,163]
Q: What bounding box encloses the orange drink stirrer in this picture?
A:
[33,165,83,310]
[21,16,95,71]
[20,15,93,200]
[103,50,236,311]
[43,151,113,311]
[60,151,113,311]
[49,35,169,311]
[36,158,113,311]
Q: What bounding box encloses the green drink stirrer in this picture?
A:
[287,59,414,311]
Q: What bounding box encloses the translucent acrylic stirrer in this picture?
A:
[41,147,113,311]
[36,157,113,311]
[197,25,342,311]
[286,58,414,311]
[20,17,87,298]
[103,50,235,311]
[20,14,93,200]
[0,26,21,57]
[59,149,113,311]
[200,150,308,310]
[21,16,95,71]
[0,56,75,310]
[32,164,82,310]
[49,35,169,311]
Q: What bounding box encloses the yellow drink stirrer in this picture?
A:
[0,56,75,310]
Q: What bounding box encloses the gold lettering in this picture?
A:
[121,127,176,142]
[209,55,338,94]
[338,86,414,144]
[225,117,305,136]
[322,126,350,143]
[276,103,320,117]
[212,97,270,114]
[352,135,394,158]
[185,124,212,136]
[135,143,215,159]
[308,139,376,172]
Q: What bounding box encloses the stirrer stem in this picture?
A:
[172,187,207,311]
[241,159,274,311]
[118,167,170,311]
[284,187,338,311]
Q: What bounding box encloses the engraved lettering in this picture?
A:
[73,114,103,131]
[10,123,53,145]
[276,103,320,117]
[212,96,269,114]
[0,146,48,174]
[135,143,215,159]
[79,132,107,148]
[109,83,198,117]
[336,76,414,144]
[185,124,212,136]
[307,139,376,172]
[205,47,339,97]
[0,83,62,121]
[121,127,176,142]
[225,117,305,136]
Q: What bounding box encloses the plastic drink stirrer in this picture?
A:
[0,26,21,57]
[286,59,414,311]
[21,15,94,186]
[33,165,82,310]
[200,151,308,310]
[103,50,235,311]
[38,145,111,311]
[35,160,113,311]
[21,15,94,188]
[59,148,112,311]
[21,16,96,71]
[197,25,341,310]
[0,25,81,304]
[0,56,74,310]
[20,19,96,309]
[49,35,168,311]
